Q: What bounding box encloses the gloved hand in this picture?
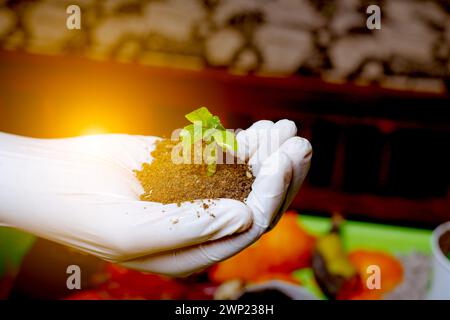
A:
[0,120,312,276]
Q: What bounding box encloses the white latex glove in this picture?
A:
[0,120,311,276]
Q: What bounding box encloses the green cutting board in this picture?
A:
[0,228,35,277]
[298,214,432,254]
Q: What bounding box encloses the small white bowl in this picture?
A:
[428,221,450,300]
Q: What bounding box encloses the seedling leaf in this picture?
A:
[186,107,213,127]
[202,127,218,142]
[207,163,217,176]
[209,116,225,130]
[180,123,202,144]
[182,107,237,176]
[212,130,238,152]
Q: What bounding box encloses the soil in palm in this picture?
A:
[135,139,254,204]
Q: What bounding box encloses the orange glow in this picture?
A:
[79,125,109,136]
[0,52,228,139]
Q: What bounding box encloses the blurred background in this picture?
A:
[0,0,449,300]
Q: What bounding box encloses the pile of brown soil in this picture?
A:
[135,139,254,204]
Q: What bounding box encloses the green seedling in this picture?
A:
[180,107,238,176]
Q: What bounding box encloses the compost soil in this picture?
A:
[136,139,254,204]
